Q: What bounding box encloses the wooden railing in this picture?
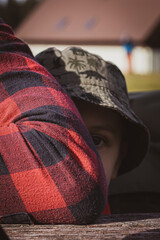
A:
[1,213,160,239]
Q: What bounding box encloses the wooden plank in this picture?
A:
[1,213,160,240]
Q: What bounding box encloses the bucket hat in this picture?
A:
[36,46,149,175]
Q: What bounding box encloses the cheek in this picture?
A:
[98,148,120,186]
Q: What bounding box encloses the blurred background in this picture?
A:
[1,0,160,92]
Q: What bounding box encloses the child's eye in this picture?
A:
[91,135,105,148]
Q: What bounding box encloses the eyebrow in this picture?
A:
[89,125,117,135]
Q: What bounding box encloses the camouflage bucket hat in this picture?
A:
[36,46,149,175]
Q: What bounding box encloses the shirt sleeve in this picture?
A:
[0,19,107,224]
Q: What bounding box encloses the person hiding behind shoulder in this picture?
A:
[36,47,149,214]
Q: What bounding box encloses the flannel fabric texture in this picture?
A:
[0,19,107,224]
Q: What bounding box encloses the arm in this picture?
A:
[0,19,107,224]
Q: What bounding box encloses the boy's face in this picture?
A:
[74,99,125,186]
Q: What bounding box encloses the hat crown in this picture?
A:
[54,47,129,105]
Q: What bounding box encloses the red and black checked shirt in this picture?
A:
[0,19,107,224]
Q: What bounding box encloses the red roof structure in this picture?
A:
[15,0,160,46]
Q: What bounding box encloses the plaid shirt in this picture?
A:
[0,19,107,224]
